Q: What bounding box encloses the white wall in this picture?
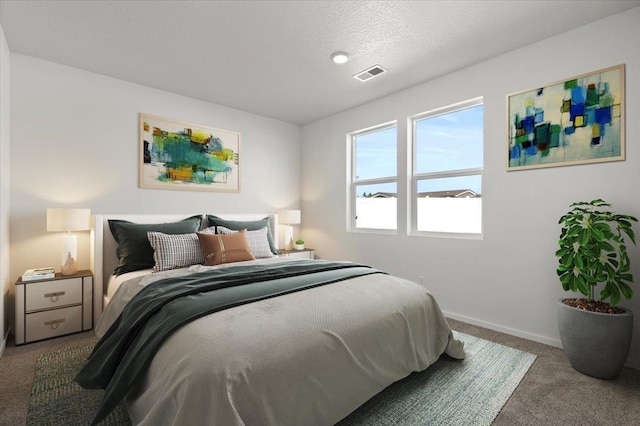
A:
[302,8,640,368]
[0,25,11,356]
[9,55,302,318]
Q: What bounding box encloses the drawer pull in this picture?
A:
[44,291,65,302]
[44,318,66,330]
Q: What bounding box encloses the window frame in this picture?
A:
[347,121,398,233]
[409,97,484,239]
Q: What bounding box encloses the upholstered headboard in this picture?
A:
[89,213,279,326]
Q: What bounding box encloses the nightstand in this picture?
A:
[279,248,314,260]
[14,270,93,345]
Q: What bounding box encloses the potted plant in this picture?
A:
[295,239,305,250]
[555,199,637,379]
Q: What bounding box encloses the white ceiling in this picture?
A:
[1,1,638,125]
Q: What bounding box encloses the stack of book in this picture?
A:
[22,267,56,281]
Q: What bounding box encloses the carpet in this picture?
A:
[27,332,536,425]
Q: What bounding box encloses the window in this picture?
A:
[411,98,483,235]
[348,123,397,231]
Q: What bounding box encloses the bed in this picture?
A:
[81,213,465,425]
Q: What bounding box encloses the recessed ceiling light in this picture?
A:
[331,51,349,64]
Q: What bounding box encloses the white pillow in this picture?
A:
[216,226,274,259]
[147,232,206,272]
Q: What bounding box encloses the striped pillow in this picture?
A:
[147,232,206,272]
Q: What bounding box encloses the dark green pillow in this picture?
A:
[206,215,279,255]
[109,215,202,275]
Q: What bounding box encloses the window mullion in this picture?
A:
[354,176,397,186]
[414,167,483,181]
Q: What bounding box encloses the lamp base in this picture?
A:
[279,225,294,251]
[61,253,78,276]
[61,235,78,276]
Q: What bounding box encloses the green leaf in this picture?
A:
[604,263,615,276]
[619,219,633,227]
[622,250,630,263]
[566,226,581,238]
[590,226,605,241]
[609,284,621,306]
[620,273,633,282]
[580,228,591,245]
[562,274,572,290]
[619,282,633,300]
[600,284,611,301]
[576,275,590,296]
[567,275,578,292]
[625,227,636,245]
[574,255,584,269]
[599,241,615,252]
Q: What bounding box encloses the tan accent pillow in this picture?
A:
[197,229,255,266]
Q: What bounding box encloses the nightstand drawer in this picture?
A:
[25,277,82,312]
[25,305,83,342]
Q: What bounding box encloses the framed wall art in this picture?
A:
[507,64,624,171]
[139,113,240,192]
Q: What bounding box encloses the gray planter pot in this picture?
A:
[557,298,633,380]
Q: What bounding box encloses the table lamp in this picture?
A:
[279,209,301,251]
[47,208,91,275]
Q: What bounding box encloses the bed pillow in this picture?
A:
[206,215,279,255]
[197,230,256,266]
[147,232,206,272]
[109,215,203,275]
[216,226,274,259]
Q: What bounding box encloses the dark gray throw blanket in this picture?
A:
[75,260,384,425]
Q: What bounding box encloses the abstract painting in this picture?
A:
[507,64,624,171]
[139,114,240,192]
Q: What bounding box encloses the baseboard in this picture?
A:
[0,328,8,359]
[444,310,563,349]
[625,358,640,370]
[444,310,639,371]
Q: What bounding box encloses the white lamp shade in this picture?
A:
[279,209,301,225]
[47,208,91,232]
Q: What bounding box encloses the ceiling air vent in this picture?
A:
[353,65,387,82]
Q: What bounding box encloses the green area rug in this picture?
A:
[339,333,537,425]
[27,332,536,425]
[26,341,129,426]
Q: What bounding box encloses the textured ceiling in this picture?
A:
[1,1,639,125]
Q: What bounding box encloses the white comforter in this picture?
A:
[96,258,464,425]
